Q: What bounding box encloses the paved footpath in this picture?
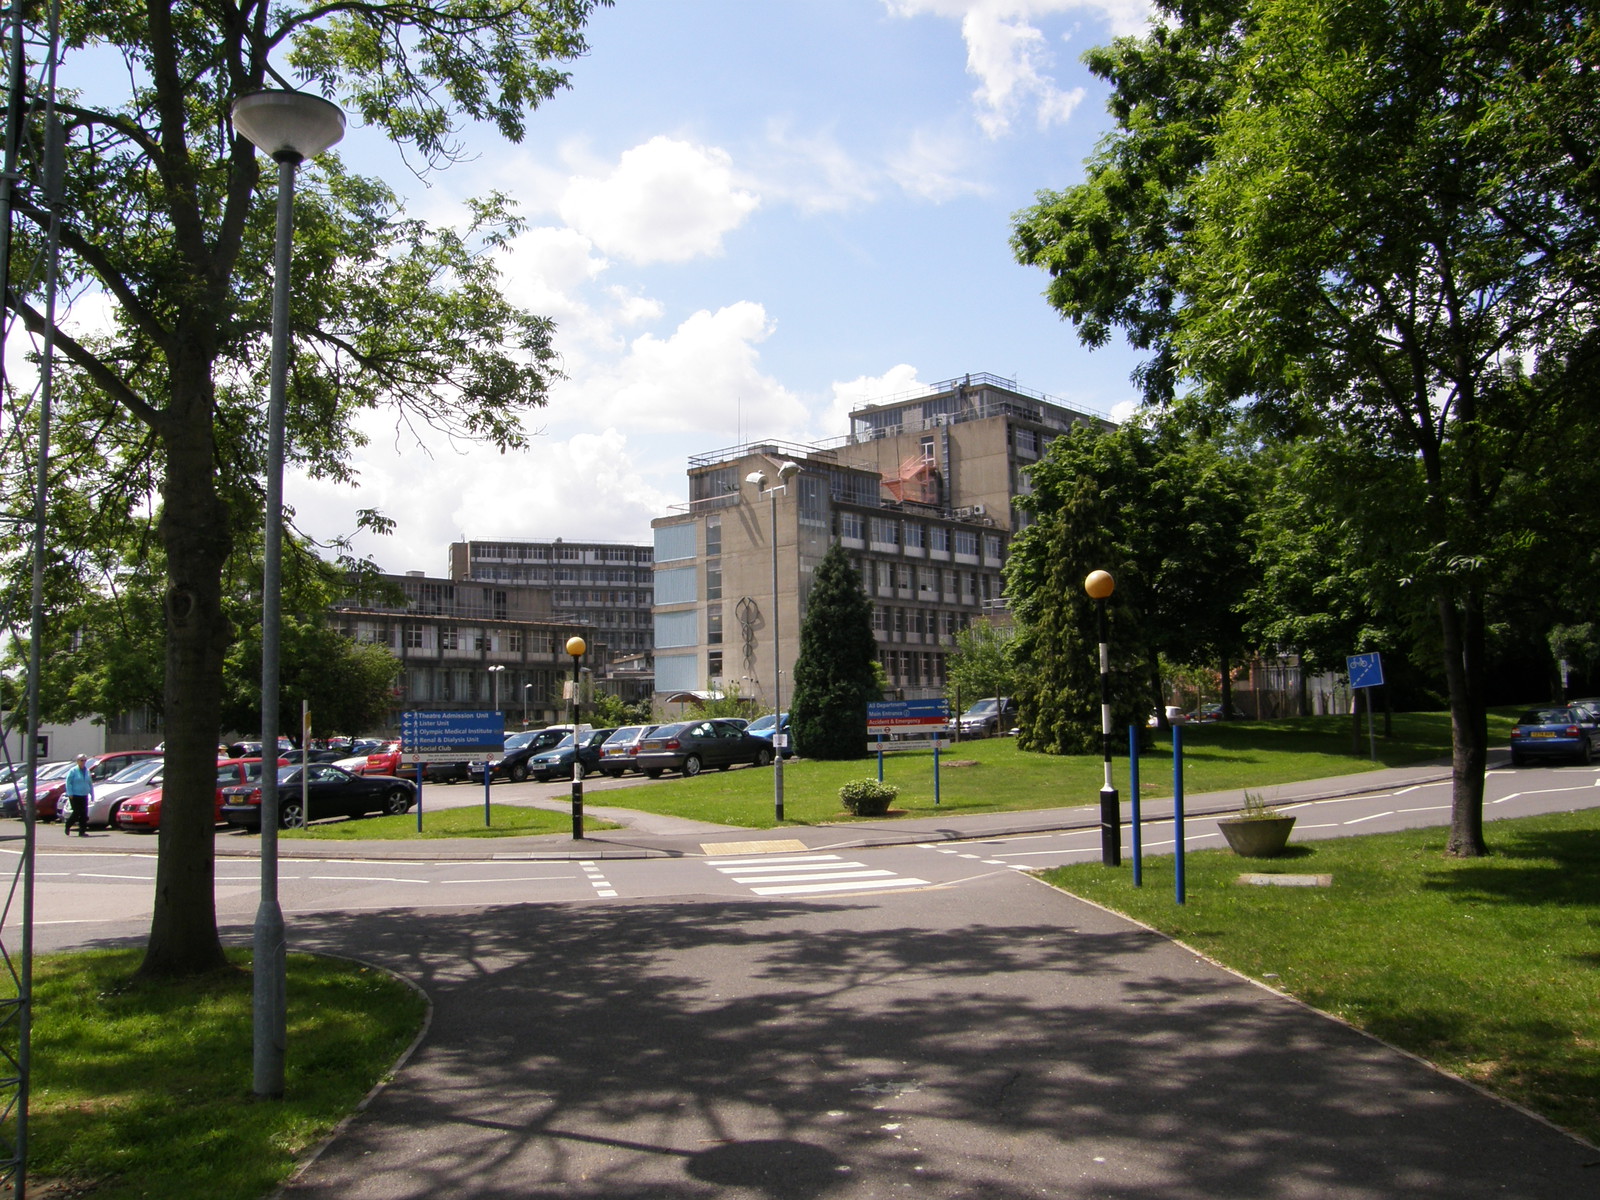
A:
[253,762,1599,1199]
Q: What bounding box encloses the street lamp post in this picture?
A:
[487,664,505,716]
[566,636,587,839]
[230,87,346,1101]
[523,682,533,728]
[745,461,799,822]
[1085,569,1120,866]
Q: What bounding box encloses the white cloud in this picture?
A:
[752,120,881,214]
[559,136,760,264]
[566,301,809,437]
[884,0,1152,136]
[885,127,991,201]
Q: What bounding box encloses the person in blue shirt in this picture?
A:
[63,754,92,837]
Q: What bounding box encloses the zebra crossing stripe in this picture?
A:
[748,877,931,896]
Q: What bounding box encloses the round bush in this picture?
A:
[838,779,899,816]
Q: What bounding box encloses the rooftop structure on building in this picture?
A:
[654,373,1115,705]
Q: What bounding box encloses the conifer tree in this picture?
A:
[790,542,879,760]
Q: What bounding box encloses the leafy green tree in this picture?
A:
[3,0,607,976]
[1006,476,1150,755]
[1012,0,1597,855]
[943,619,1017,714]
[790,542,879,760]
[589,691,652,729]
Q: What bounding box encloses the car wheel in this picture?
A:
[108,801,124,827]
[1581,741,1594,766]
[645,769,663,779]
[1510,752,1526,767]
[682,755,703,777]
[755,746,774,768]
[509,762,529,783]
[384,787,412,815]
[280,801,307,829]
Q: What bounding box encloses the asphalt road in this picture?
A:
[11,760,1600,1198]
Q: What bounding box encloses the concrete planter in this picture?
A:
[1218,815,1296,858]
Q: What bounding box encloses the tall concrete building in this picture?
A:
[330,572,603,730]
[651,374,1113,706]
[448,538,655,657]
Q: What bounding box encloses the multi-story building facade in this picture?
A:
[448,538,655,656]
[330,573,604,730]
[651,374,1114,705]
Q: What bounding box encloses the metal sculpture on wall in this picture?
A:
[735,596,761,680]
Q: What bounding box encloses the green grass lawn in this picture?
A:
[23,949,426,1200]
[278,803,618,840]
[1036,807,1600,1148]
[593,710,1514,829]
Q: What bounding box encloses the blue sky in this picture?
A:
[295,0,1156,574]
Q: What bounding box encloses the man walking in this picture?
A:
[63,754,92,837]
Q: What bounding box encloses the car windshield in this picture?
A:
[747,715,776,733]
[545,736,576,752]
[504,731,537,750]
[108,758,164,784]
[36,761,74,780]
[649,723,687,740]
[605,726,645,744]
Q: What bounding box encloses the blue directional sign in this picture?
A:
[868,699,950,734]
[1346,653,1385,690]
[399,710,505,754]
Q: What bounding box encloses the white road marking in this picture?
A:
[579,860,618,898]
[748,877,931,896]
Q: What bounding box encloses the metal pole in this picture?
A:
[569,645,584,839]
[1096,595,1120,866]
[1129,724,1142,887]
[1173,724,1186,906]
[253,153,298,1100]
[770,488,784,822]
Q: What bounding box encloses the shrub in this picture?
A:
[838,778,899,816]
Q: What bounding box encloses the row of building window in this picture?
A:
[838,514,1000,560]
[863,562,1000,602]
[470,544,651,564]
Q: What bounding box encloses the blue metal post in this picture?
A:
[415,761,424,834]
[933,737,941,806]
[483,762,492,826]
[1129,725,1142,887]
[1173,724,1185,905]
[876,736,884,782]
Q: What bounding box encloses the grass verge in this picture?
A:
[1036,807,1600,1147]
[595,710,1513,829]
[279,804,618,840]
[23,948,426,1199]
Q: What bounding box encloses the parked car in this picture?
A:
[597,725,661,777]
[0,760,72,820]
[365,741,403,775]
[117,757,284,831]
[1189,703,1247,723]
[526,728,615,782]
[1509,706,1600,766]
[220,763,416,830]
[950,698,1017,738]
[86,756,169,827]
[744,713,795,758]
[635,719,775,778]
[279,748,349,766]
[471,728,570,783]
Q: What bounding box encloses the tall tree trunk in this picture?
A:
[139,380,231,978]
[1218,652,1233,719]
[1150,654,1169,729]
[1439,588,1489,857]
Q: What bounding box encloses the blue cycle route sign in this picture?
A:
[1346,653,1385,690]
[399,710,505,760]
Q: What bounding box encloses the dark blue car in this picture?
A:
[1509,706,1600,766]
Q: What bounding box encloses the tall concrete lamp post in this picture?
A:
[487,664,505,715]
[566,636,587,838]
[1085,569,1121,866]
[523,682,533,728]
[745,461,799,822]
[230,87,346,1100]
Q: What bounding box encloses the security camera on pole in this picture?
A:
[1085,570,1121,866]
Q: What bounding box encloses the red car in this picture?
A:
[115,758,283,832]
[365,741,403,776]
